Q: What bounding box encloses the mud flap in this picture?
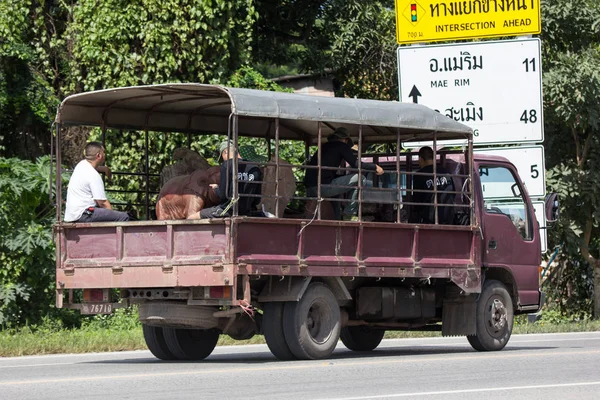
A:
[442,295,476,336]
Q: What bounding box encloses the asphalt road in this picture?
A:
[1,332,600,400]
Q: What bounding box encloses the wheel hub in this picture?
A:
[307,303,333,344]
[489,298,507,331]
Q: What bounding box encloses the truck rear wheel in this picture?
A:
[467,280,513,351]
[283,282,341,360]
[142,324,176,360]
[340,326,385,352]
[163,327,220,360]
[263,302,296,360]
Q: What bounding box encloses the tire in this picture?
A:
[467,280,514,351]
[263,302,296,360]
[283,283,341,360]
[163,327,220,360]
[142,324,177,360]
[340,326,385,352]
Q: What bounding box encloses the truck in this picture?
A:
[52,84,558,360]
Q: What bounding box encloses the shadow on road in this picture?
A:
[85,344,555,365]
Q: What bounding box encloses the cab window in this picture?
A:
[479,165,533,240]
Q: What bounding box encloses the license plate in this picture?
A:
[81,303,113,314]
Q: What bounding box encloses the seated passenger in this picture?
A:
[303,127,384,220]
[191,140,262,219]
[64,142,129,222]
[410,146,455,224]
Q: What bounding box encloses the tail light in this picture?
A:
[209,286,232,299]
[83,289,109,302]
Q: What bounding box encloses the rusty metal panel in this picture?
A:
[57,266,178,288]
[178,265,234,287]
[416,229,473,263]
[172,224,228,260]
[236,222,298,257]
[302,225,358,258]
[66,227,117,260]
[123,225,168,258]
[362,226,414,262]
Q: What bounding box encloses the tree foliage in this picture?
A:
[68,0,256,91]
[0,156,60,327]
[254,0,397,99]
[541,0,600,317]
[0,0,257,159]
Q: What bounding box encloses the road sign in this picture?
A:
[395,0,541,44]
[475,145,545,198]
[398,38,543,145]
[532,200,547,253]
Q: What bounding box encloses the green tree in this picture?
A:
[541,0,600,318]
[0,0,258,160]
[254,0,397,100]
[0,156,59,327]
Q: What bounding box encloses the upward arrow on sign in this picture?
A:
[408,85,421,103]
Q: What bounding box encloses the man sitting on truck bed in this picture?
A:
[189,140,262,219]
[64,142,130,223]
[303,127,384,220]
[410,146,455,224]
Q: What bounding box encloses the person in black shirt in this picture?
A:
[410,146,454,224]
[304,127,384,220]
[199,140,262,218]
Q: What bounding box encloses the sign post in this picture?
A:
[395,0,541,44]
[398,38,543,145]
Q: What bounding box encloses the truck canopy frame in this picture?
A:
[54,84,474,221]
[55,84,472,143]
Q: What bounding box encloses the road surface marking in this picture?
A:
[320,381,600,399]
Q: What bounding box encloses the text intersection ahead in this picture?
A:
[395,0,541,44]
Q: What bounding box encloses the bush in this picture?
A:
[0,156,61,328]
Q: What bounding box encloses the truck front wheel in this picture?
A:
[283,282,341,360]
[340,326,385,352]
[142,324,176,360]
[163,328,220,360]
[468,280,514,351]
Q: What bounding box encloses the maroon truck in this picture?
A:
[53,84,557,361]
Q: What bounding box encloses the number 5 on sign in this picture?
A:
[475,146,546,198]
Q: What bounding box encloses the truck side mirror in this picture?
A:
[544,192,559,223]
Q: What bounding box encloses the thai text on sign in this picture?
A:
[395,0,541,44]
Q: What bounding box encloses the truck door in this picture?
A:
[477,162,541,307]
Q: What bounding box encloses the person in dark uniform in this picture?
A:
[303,127,384,220]
[197,140,262,218]
[410,146,454,224]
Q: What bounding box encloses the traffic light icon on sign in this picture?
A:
[411,4,417,22]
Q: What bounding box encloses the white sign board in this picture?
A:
[398,38,543,145]
[532,200,547,253]
[476,146,545,198]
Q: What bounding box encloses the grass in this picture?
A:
[1,316,600,358]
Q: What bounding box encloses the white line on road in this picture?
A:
[319,381,600,400]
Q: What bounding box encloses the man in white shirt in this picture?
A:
[64,142,130,222]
